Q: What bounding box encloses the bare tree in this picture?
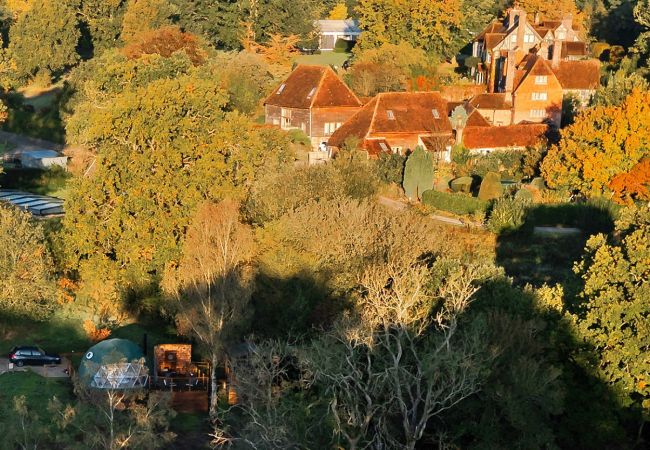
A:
[163,199,255,421]
[311,258,495,450]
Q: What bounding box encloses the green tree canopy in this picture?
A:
[8,0,80,79]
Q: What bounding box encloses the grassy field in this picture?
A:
[294,51,349,67]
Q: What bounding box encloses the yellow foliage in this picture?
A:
[541,89,650,197]
[5,0,33,18]
[328,3,348,20]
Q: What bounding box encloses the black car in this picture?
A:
[8,346,61,367]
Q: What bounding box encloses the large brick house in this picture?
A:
[264,65,363,148]
[469,5,599,126]
[327,92,452,158]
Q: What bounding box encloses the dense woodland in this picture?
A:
[0,0,649,449]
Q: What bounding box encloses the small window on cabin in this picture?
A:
[307,87,317,98]
[386,110,395,120]
[432,109,440,119]
[277,84,286,94]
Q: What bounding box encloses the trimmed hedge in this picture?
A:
[422,190,488,215]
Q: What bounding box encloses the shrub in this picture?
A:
[375,152,406,185]
[421,190,488,216]
[515,188,534,202]
[334,38,354,53]
[434,175,451,192]
[478,171,504,201]
[450,176,473,193]
[287,129,311,146]
[530,177,547,191]
[403,146,433,201]
[487,197,530,235]
[451,145,471,166]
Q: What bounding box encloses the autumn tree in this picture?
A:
[122,26,208,66]
[515,0,579,20]
[328,2,348,19]
[541,88,650,197]
[120,0,175,43]
[0,205,55,320]
[162,200,255,420]
[63,64,293,309]
[609,158,650,205]
[573,205,650,432]
[355,0,463,59]
[78,0,128,54]
[8,0,80,80]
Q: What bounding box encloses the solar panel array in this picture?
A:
[0,190,64,217]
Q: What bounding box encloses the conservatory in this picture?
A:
[78,338,149,389]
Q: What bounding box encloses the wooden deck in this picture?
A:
[171,391,209,413]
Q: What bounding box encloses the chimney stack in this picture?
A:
[551,39,561,69]
[489,50,499,93]
[505,50,516,93]
[534,12,540,25]
[561,14,573,35]
[516,11,527,49]
[539,40,549,60]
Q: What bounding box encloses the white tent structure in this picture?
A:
[79,339,149,390]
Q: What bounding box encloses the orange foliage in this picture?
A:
[609,159,650,205]
[122,26,207,65]
[241,29,299,67]
[56,277,77,305]
[83,320,112,342]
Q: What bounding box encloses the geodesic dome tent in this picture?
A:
[78,339,149,389]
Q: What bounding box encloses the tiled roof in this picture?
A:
[363,139,392,156]
[485,33,507,51]
[469,93,512,110]
[265,65,362,109]
[328,92,452,147]
[552,60,601,90]
[561,41,587,57]
[466,109,491,127]
[462,123,548,149]
[476,20,507,41]
[513,56,556,91]
[420,135,449,152]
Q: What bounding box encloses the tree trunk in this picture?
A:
[209,353,219,422]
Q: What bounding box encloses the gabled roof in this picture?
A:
[265,65,362,109]
[328,92,452,148]
[466,109,491,127]
[316,19,361,34]
[469,93,512,110]
[513,55,557,91]
[462,123,548,149]
[561,41,587,58]
[552,60,601,90]
[475,20,507,41]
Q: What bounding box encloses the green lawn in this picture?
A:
[0,167,71,199]
[294,51,349,67]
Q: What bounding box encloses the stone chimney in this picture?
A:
[551,39,561,69]
[534,12,540,25]
[508,7,521,29]
[539,40,549,59]
[561,14,573,34]
[489,50,499,93]
[505,50,516,93]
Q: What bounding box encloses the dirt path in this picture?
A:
[0,130,64,155]
[377,195,485,228]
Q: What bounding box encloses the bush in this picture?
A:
[421,190,488,216]
[450,176,473,193]
[333,38,355,53]
[478,171,504,201]
[487,197,530,235]
[287,129,311,146]
[375,152,406,185]
[451,145,471,166]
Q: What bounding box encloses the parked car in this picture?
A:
[8,346,61,367]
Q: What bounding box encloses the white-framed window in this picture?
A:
[535,75,548,85]
[432,108,440,118]
[556,30,566,40]
[277,84,286,94]
[280,108,291,129]
[386,110,395,120]
[510,35,517,42]
[524,34,535,43]
[324,122,342,135]
[531,92,548,101]
[530,109,546,118]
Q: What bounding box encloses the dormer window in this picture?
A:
[307,87,317,98]
[379,142,390,152]
[432,109,440,118]
[386,110,395,120]
[277,84,286,94]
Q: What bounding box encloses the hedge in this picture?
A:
[421,190,488,215]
